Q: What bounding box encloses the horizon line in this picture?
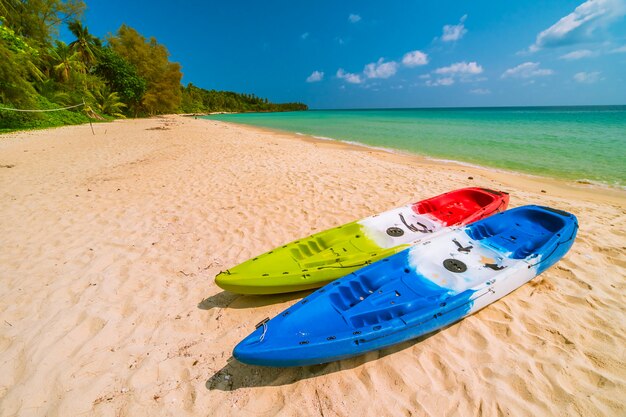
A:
[307,103,626,111]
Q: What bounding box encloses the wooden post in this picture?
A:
[84,99,95,135]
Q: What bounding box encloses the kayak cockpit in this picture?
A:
[466,205,577,265]
[412,187,509,226]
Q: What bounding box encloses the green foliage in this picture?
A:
[179,83,308,113]
[36,78,71,105]
[0,19,37,54]
[0,1,308,131]
[108,25,182,115]
[87,85,126,118]
[0,21,38,106]
[1,0,85,46]
[0,94,90,132]
[67,19,100,69]
[49,40,82,81]
[93,46,146,113]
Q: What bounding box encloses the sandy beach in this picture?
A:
[0,115,624,416]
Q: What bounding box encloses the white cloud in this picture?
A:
[501,62,554,78]
[402,50,429,67]
[426,61,484,86]
[529,0,626,52]
[435,61,483,75]
[364,58,398,79]
[470,88,491,95]
[419,74,431,79]
[559,49,594,59]
[336,57,399,86]
[610,44,626,53]
[442,15,468,42]
[336,68,363,84]
[362,82,379,90]
[465,76,488,83]
[348,14,361,23]
[573,71,602,83]
[301,32,309,40]
[426,77,455,87]
[306,71,324,83]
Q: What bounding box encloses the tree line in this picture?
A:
[180,84,307,113]
[0,0,307,130]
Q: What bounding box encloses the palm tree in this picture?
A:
[68,20,100,70]
[89,85,127,117]
[0,2,18,22]
[50,41,84,82]
[36,79,71,106]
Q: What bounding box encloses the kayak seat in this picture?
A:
[436,199,483,225]
[413,200,437,214]
[467,206,568,259]
[469,223,495,240]
[512,240,539,258]
[413,188,501,226]
[290,238,329,260]
[329,275,377,311]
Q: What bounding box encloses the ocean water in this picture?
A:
[204,106,626,188]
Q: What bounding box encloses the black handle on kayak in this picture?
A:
[255,317,270,329]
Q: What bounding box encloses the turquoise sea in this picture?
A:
[204,106,626,188]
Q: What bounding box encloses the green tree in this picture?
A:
[1,0,85,46]
[108,25,182,115]
[93,46,146,115]
[36,78,70,105]
[88,85,126,117]
[67,19,99,69]
[0,20,39,106]
[178,83,308,114]
[50,40,82,82]
[2,2,308,131]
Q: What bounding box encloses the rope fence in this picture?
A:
[1,100,95,135]
[0,102,85,112]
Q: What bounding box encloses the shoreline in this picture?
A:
[201,118,626,206]
[201,113,626,194]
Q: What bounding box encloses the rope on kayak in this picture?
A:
[255,317,270,342]
[0,102,85,112]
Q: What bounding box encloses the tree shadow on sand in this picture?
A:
[205,330,444,391]
[197,289,314,311]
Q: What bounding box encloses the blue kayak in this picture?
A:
[234,205,578,367]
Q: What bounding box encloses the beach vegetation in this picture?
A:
[180,83,308,113]
[93,46,146,116]
[0,0,307,132]
[107,25,182,116]
[0,20,39,107]
[67,19,100,69]
[87,85,126,118]
[50,40,83,82]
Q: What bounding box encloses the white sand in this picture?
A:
[0,115,624,416]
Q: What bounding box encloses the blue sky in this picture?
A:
[68,0,626,108]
